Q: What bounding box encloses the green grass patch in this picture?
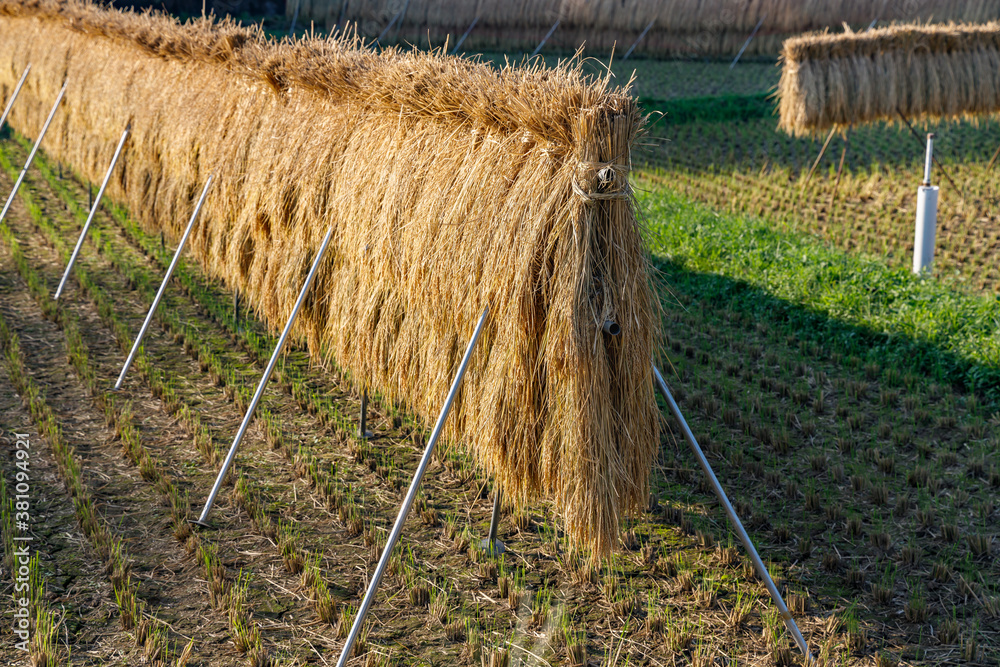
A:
[638,177,1000,406]
[638,92,774,126]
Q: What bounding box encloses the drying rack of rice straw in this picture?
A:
[0,1,811,662]
[780,21,1000,195]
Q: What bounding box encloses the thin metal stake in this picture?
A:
[799,125,836,194]
[896,108,963,199]
[450,16,478,54]
[652,365,814,664]
[234,289,240,332]
[376,9,404,43]
[335,307,489,667]
[55,125,130,300]
[114,176,213,390]
[829,125,851,206]
[0,63,31,133]
[480,487,505,556]
[358,389,373,439]
[288,0,300,36]
[194,225,337,526]
[622,20,654,61]
[730,14,766,69]
[530,19,560,58]
[0,82,67,226]
[987,143,1000,171]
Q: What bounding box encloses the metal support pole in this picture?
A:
[730,14,766,69]
[450,16,478,54]
[0,64,31,133]
[114,176,213,390]
[829,126,851,206]
[479,487,505,556]
[194,225,337,527]
[799,126,836,194]
[376,9,404,43]
[652,365,814,664]
[622,20,654,61]
[530,19,560,58]
[288,0,300,36]
[55,125,130,300]
[987,143,1000,171]
[0,82,67,226]
[896,108,962,197]
[335,307,489,667]
[358,389,373,439]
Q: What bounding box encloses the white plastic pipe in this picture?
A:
[913,133,937,274]
[913,185,938,274]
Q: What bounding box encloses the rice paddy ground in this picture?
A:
[0,56,998,667]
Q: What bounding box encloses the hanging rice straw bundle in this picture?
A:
[0,0,658,556]
[778,21,1000,136]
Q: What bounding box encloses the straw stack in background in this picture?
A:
[778,21,1000,136]
[294,0,1000,58]
[0,0,658,555]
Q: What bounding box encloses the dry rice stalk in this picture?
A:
[307,0,1000,58]
[779,20,1000,136]
[0,0,657,555]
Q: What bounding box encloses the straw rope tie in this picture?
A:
[572,163,630,203]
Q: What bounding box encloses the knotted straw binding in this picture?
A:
[572,162,631,202]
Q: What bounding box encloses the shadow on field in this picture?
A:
[649,256,1000,410]
[638,111,1000,175]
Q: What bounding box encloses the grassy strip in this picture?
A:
[638,92,774,126]
[637,177,1000,407]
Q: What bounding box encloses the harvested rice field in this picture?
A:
[1,3,999,667]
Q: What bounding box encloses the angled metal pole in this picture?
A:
[335,307,489,667]
[652,365,814,664]
[0,64,31,133]
[194,225,336,527]
[799,126,836,194]
[622,19,655,61]
[376,9,404,43]
[530,19,560,58]
[987,142,1000,171]
[896,107,963,199]
[450,16,478,54]
[114,176,213,390]
[288,0,300,37]
[829,125,851,206]
[730,14,766,69]
[480,487,504,556]
[0,81,67,226]
[55,124,130,300]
